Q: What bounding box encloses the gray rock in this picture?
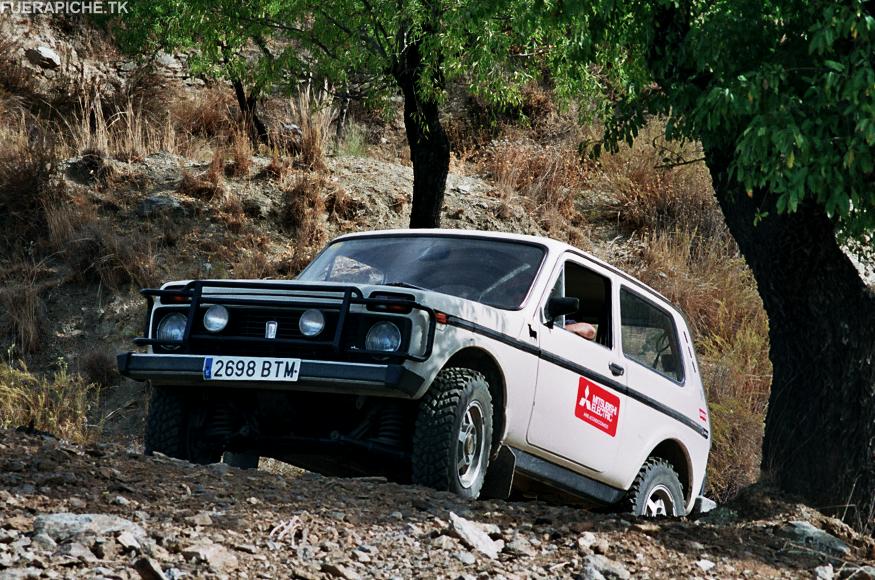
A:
[25,46,61,69]
[780,521,851,556]
[321,562,361,580]
[578,555,631,580]
[117,530,141,552]
[30,533,57,551]
[696,559,716,573]
[56,542,98,563]
[447,512,500,560]
[813,563,834,580]
[186,512,213,527]
[135,194,186,218]
[34,513,148,545]
[455,551,476,565]
[694,496,718,514]
[504,535,536,557]
[432,535,458,550]
[112,495,131,506]
[134,557,168,580]
[2,567,44,580]
[182,542,239,571]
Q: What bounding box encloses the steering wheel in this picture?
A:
[651,332,672,369]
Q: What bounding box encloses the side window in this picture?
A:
[546,261,612,349]
[620,289,684,382]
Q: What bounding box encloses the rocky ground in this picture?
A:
[1,430,873,580]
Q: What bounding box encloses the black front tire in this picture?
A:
[627,458,686,517]
[412,368,494,499]
[144,386,223,465]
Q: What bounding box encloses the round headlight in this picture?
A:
[365,321,402,352]
[203,305,229,333]
[299,309,325,337]
[156,313,187,348]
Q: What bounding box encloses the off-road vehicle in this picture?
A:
[118,229,711,516]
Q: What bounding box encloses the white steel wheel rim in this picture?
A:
[644,483,674,517]
[457,400,486,488]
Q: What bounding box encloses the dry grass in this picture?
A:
[178,150,225,201]
[288,83,336,171]
[0,281,45,354]
[486,141,583,216]
[44,199,160,290]
[591,121,722,239]
[0,359,100,443]
[280,173,328,246]
[0,109,60,248]
[227,128,253,178]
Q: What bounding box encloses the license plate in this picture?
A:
[203,356,301,382]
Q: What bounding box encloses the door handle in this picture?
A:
[609,363,625,377]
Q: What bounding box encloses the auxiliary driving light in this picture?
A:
[299,309,326,337]
[203,305,230,333]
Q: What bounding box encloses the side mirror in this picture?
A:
[545,296,579,328]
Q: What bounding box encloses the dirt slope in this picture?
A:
[1,429,873,579]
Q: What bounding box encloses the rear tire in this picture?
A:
[627,458,685,517]
[412,368,493,499]
[144,386,223,465]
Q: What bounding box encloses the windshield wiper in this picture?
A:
[383,281,427,291]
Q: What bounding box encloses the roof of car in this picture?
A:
[332,229,674,307]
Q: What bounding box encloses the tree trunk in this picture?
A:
[392,42,450,229]
[704,142,875,529]
[231,78,268,147]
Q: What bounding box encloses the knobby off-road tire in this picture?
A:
[627,458,686,517]
[412,368,493,500]
[144,386,222,465]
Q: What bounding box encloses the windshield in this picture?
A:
[298,235,546,309]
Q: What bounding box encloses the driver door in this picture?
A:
[526,255,627,474]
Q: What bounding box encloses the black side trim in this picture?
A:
[446,316,709,439]
[512,448,626,505]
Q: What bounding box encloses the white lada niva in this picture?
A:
[118,229,711,516]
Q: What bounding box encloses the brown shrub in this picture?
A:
[279,173,328,249]
[288,84,335,171]
[227,128,253,178]
[326,187,364,222]
[232,245,276,279]
[260,156,290,180]
[171,85,235,140]
[485,141,583,218]
[0,111,60,249]
[178,151,225,201]
[45,201,160,290]
[217,193,246,234]
[79,350,119,388]
[592,120,722,238]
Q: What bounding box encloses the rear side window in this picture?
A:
[620,289,684,382]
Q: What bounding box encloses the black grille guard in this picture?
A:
[133,280,437,362]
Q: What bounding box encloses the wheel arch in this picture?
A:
[443,346,507,452]
[647,439,693,504]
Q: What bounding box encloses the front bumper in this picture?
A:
[117,353,425,398]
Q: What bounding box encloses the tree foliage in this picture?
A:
[564,0,875,240]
